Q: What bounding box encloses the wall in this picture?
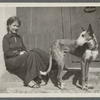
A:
[0,7,16,78]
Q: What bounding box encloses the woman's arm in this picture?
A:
[2,36,20,58]
[20,36,27,52]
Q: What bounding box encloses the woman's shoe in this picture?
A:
[34,77,46,86]
[34,77,42,84]
[28,80,40,88]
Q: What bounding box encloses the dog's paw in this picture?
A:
[82,86,88,91]
[60,83,65,90]
[85,84,94,89]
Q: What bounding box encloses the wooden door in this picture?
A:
[68,7,100,68]
[61,7,72,67]
[17,7,63,52]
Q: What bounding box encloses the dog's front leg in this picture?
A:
[57,60,65,89]
[85,62,93,89]
[81,60,87,90]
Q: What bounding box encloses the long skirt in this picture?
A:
[5,48,54,85]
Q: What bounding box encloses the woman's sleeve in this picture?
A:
[20,36,27,52]
[2,36,20,58]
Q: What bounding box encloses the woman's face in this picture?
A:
[8,21,19,34]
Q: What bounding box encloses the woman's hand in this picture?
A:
[20,51,27,55]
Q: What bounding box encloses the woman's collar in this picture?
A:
[7,32,20,39]
[8,32,20,37]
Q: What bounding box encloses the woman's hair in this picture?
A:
[7,16,21,26]
[7,16,21,32]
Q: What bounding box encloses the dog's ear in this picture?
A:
[87,24,94,35]
[81,27,85,31]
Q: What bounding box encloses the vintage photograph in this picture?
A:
[0,3,100,97]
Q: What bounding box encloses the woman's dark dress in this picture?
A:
[2,33,51,85]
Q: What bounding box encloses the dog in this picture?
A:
[40,24,98,90]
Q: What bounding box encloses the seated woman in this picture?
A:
[2,16,56,88]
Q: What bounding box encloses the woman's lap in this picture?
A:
[6,48,49,71]
[5,53,28,72]
[30,48,49,65]
[5,48,50,85]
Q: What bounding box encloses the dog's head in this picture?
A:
[76,24,94,46]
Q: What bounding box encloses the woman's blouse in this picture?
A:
[3,33,26,59]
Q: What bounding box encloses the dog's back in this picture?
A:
[51,39,78,55]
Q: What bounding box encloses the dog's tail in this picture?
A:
[40,49,52,75]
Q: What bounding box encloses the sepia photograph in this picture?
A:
[0,3,100,97]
